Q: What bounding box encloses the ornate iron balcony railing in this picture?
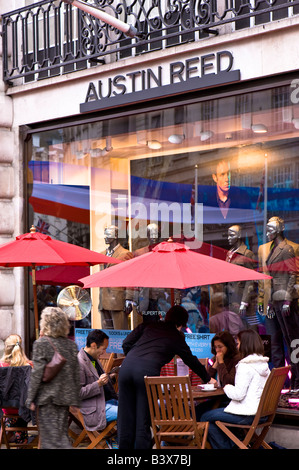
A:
[2,0,299,85]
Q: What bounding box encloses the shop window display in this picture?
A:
[27,85,299,374]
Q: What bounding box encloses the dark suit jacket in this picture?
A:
[199,185,253,225]
[258,238,299,307]
[122,321,210,383]
[258,240,272,310]
[266,239,297,302]
[132,243,164,311]
[225,242,256,305]
[99,244,133,311]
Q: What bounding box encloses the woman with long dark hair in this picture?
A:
[208,330,240,387]
[195,330,240,420]
[200,329,270,449]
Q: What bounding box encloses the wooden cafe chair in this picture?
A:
[98,353,125,393]
[100,352,116,373]
[68,406,117,449]
[144,375,209,449]
[0,410,40,449]
[215,366,291,449]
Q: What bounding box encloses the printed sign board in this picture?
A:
[75,328,214,358]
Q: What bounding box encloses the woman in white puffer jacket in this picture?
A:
[200,329,270,449]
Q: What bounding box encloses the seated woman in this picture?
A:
[207,330,240,387]
[200,329,270,449]
[0,334,33,445]
[195,330,240,419]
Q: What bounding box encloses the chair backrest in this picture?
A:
[109,356,125,369]
[144,375,197,429]
[100,352,116,373]
[253,366,291,425]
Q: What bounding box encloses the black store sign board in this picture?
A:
[80,50,241,113]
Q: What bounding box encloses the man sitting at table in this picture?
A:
[77,330,118,432]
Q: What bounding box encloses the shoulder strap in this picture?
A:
[44,336,57,351]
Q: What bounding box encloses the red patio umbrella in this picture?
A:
[80,239,271,304]
[34,265,89,287]
[0,226,120,338]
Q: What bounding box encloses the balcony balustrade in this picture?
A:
[2,0,299,84]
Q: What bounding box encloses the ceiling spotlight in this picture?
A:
[251,124,268,134]
[90,147,113,158]
[168,134,185,144]
[147,140,162,150]
[200,130,214,142]
[75,151,86,160]
[90,136,113,157]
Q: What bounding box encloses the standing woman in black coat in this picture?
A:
[117,305,210,449]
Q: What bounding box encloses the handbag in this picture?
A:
[42,337,67,383]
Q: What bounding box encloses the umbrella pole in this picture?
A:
[31,265,39,339]
[171,288,175,306]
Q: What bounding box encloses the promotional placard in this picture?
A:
[185,333,214,359]
[75,328,214,358]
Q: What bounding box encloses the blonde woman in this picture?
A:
[26,307,81,449]
[0,334,33,444]
[0,334,32,367]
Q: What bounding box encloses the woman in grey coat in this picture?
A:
[26,307,81,449]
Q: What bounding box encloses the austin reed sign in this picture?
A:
[80,50,240,112]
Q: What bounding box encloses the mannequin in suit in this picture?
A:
[130,223,163,324]
[225,225,257,327]
[258,216,299,388]
[99,225,133,330]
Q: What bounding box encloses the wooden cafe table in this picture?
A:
[192,386,225,408]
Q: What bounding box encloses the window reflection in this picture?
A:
[27,85,299,345]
